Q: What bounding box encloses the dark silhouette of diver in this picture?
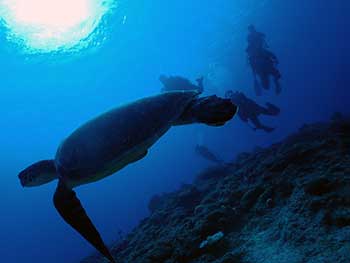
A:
[247,24,268,51]
[246,25,281,95]
[225,90,280,132]
[195,144,223,164]
[159,75,204,93]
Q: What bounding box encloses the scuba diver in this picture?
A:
[246,25,281,95]
[225,90,280,133]
[159,75,204,93]
[195,144,223,165]
[247,24,268,51]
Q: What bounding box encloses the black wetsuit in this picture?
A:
[246,30,281,94]
[228,92,280,132]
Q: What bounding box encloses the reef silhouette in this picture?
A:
[82,113,350,263]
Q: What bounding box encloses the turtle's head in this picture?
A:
[18,160,57,187]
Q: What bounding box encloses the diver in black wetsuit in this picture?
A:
[247,24,268,51]
[246,25,281,95]
[195,144,223,164]
[159,75,204,93]
[225,90,280,132]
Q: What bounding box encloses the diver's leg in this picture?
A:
[260,73,270,90]
[258,105,270,115]
[252,70,262,96]
[249,116,263,130]
[250,116,275,133]
[263,103,281,116]
[272,68,282,94]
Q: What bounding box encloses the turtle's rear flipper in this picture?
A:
[53,182,116,263]
[175,95,237,126]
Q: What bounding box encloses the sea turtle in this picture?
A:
[18,91,236,262]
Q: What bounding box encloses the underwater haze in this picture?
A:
[0,0,348,262]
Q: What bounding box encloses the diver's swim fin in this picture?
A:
[253,124,275,133]
[53,181,116,263]
[265,102,280,116]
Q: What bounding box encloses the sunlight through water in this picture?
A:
[0,0,116,53]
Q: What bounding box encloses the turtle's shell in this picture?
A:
[55,91,198,187]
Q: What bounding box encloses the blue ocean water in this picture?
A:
[0,0,348,262]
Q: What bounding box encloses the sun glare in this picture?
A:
[0,0,115,53]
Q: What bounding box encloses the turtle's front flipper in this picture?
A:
[53,181,116,263]
[175,95,237,126]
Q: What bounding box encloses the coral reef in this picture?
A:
[82,115,350,263]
